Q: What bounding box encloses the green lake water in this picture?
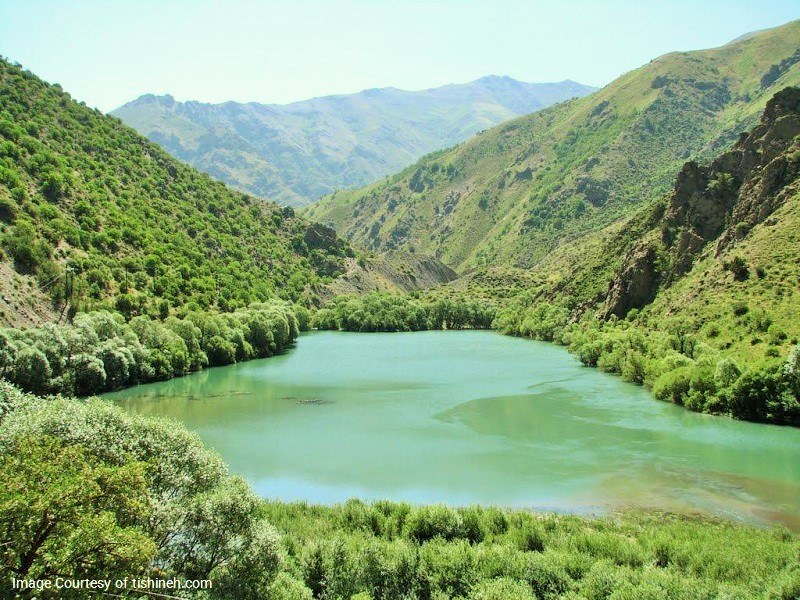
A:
[106,330,800,528]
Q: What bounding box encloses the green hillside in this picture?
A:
[307,20,800,272]
[488,86,800,425]
[0,58,351,324]
[112,78,595,206]
[514,86,800,360]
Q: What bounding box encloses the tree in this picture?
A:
[210,519,284,599]
[9,346,51,395]
[2,220,51,273]
[205,335,237,366]
[0,329,19,377]
[728,366,787,423]
[0,435,155,583]
[70,352,107,396]
[714,358,741,389]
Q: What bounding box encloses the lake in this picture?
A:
[106,330,800,528]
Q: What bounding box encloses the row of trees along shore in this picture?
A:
[493,298,800,426]
[0,301,302,398]
[2,290,798,426]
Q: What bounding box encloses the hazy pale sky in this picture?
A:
[1,0,797,112]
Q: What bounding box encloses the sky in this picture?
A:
[0,0,798,112]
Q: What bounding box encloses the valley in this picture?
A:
[1,12,800,600]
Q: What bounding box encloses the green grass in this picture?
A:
[642,190,800,365]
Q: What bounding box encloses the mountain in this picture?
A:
[306,20,800,273]
[523,86,800,362]
[111,78,597,206]
[0,57,354,325]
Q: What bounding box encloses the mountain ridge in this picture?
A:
[111,77,597,206]
[306,20,800,273]
[123,76,592,108]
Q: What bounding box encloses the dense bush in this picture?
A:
[311,293,496,332]
[0,388,287,599]
[0,301,298,396]
[262,500,799,600]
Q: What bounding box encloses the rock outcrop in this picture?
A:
[602,87,800,318]
[602,243,660,318]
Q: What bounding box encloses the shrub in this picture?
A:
[418,539,479,598]
[513,520,546,552]
[204,335,238,366]
[723,256,749,281]
[714,358,741,389]
[469,577,536,600]
[405,505,464,542]
[524,551,574,598]
[9,346,52,394]
[652,367,693,405]
[731,301,749,316]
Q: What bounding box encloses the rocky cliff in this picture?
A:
[603,87,800,318]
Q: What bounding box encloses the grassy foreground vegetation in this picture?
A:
[1,382,798,599]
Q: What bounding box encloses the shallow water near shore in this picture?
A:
[106,330,800,529]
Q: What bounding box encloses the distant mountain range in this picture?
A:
[111,77,596,206]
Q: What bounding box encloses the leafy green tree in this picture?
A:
[714,358,741,388]
[70,352,107,395]
[0,435,155,584]
[2,219,51,272]
[209,519,284,599]
[9,346,51,395]
[728,367,782,422]
[205,334,237,366]
[0,329,18,377]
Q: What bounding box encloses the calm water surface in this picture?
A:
[106,331,800,528]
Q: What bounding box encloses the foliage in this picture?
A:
[0,58,350,320]
[0,435,155,586]
[0,388,284,598]
[493,297,800,425]
[0,301,298,396]
[262,501,799,600]
[311,292,496,332]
